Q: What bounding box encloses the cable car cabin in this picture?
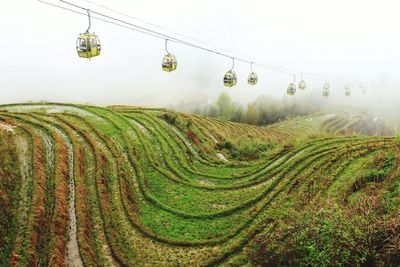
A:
[224,70,237,87]
[344,83,351,96]
[287,83,296,96]
[298,80,306,90]
[162,54,177,72]
[76,33,101,59]
[247,72,258,85]
[322,89,330,97]
[323,81,330,90]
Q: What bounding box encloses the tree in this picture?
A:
[216,92,232,120]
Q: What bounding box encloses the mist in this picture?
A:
[1,0,399,115]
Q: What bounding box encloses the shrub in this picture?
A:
[249,195,400,266]
[217,138,277,161]
[160,112,178,125]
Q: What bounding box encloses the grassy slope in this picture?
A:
[0,103,398,266]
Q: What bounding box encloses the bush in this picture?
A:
[160,112,178,125]
[217,138,277,161]
[249,195,400,266]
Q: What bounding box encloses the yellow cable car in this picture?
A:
[77,34,101,59]
[224,70,237,87]
[162,54,177,72]
[76,10,101,59]
[298,80,306,90]
[248,72,258,85]
[344,83,351,96]
[323,80,330,90]
[247,63,258,85]
[322,80,330,97]
[224,58,237,87]
[298,73,306,90]
[162,39,177,72]
[287,75,296,96]
[287,83,296,96]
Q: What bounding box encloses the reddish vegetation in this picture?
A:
[187,130,200,145]
[48,134,70,266]
[28,137,47,266]
[75,145,97,265]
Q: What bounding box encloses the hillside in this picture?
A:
[0,103,399,266]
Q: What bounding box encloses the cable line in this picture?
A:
[75,0,352,82]
[37,0,374,93]
[38,0,347,81]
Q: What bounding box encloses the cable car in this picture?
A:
[287,75,296,96]
[323,81,330,90]
[298,80,306,90]
[344,83,351,96]
[322,81,330,97]
[224,58,237,87]
[247,63,258,85]
[287,83,296,96]
[224,70,237,87]
[298,73,306,90]
[76,10,101,59]
[162,39,177,72]
[248,72,258,85]
[77,34,101,59]
[162,54,177,72]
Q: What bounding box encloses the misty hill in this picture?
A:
[0,103,399,266]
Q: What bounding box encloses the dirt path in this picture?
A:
[55,128,84,267]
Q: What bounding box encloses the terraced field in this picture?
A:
[0,103,398,266]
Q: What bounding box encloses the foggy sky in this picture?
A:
[1,0,399,107]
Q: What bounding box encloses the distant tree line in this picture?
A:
[182,92,325,126]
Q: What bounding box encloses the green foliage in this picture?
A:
[159,112,178,125]
[351,151,397,194]
[218,137,278,161]
[367,151,395,181]
[188,93,323,125]
[250,196,400,266]
[216,93,234,120]
[0,134,21,264]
